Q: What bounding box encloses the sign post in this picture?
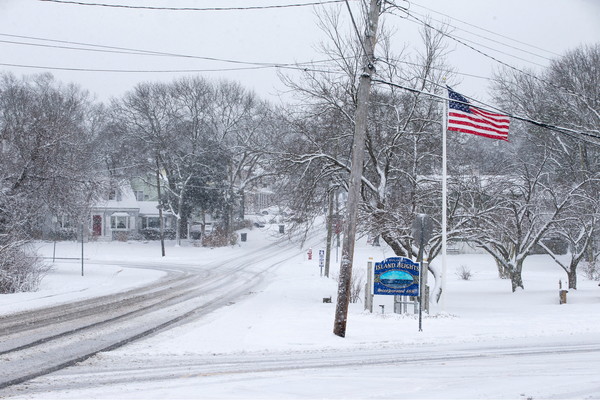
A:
[319,249,325,277]
[412,214,432,332]
[374,257,420,330]
[365,258,373,313]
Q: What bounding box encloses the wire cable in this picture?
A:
[0,33,330,68]
[371,77,600,146]
[408,0,562,58]
[0,61,340,75]
[394,7,598,105]
[37,0,347,11]
[0,32,494,83]
[344,0,370,61]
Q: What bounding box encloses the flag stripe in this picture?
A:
[449,111,509,132]
[447,88,510,141]
[448,112,509,140]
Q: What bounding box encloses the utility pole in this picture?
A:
[333,0,382,338]
[156,157,166,257]
[324,187,334,278]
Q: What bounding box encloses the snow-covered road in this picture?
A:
[0,231,313,390]
[1,224,599,399]
[6,336,600,399]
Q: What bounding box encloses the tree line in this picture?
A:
[0,21,598,294]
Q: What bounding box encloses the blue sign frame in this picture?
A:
[374,257,420,296]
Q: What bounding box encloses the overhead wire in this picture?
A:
[344,0,370,62]
[0,33,334,69]
[371,77,600,146]
[0,61,341,75]
[385,2,599,105]
[408,0,563,58]
[37,0,348,11]
[401,5,556,64]
[0,31,494,83]
[0,32,345,75]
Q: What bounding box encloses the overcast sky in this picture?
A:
[1,0,599,104]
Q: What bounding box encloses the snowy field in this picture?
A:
[2,223,600,399]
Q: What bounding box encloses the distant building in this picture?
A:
[89,178,174,241]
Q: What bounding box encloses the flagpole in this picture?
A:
[441,93,448,312]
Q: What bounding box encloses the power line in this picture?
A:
[0,62,269,73]
[0,31,493,83]
[344,0,370,62]
[37,0,347,11]
[0,33,333,69]
[408,0,562,58]
[372,77,600,146]
[388,7,548,69]
[397,8,598,105]
[398,6,554,65]
[0,61,338,75]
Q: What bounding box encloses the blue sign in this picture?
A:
[374,257,420,296]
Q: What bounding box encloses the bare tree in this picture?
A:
[0,72,101,292]
[491,44,600,290]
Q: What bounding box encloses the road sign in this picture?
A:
[374,257,420,296]
[319,249,325,276]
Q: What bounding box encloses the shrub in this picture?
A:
[456,265,474,280]
[48,228,77,241]
[331,270,364,303]
[202,228,238,247]
[581,261,600,281]
[0,240,52,294]
[139,228,176,241]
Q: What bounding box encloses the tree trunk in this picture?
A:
[496,259,511,279]
[325,190,334,278]
[175,216,181,246]
[567,263,578,290]
[510,263,524,292]
[238,189,245,221]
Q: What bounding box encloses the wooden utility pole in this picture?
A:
[333,0,382,338]
[156,158,166,257]
[324,188,334,278]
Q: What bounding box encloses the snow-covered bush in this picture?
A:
[0,240,52,294]
[581,261,600,281]
[331,270,364,303]
[455,265,474,281]
[202,229,237,248]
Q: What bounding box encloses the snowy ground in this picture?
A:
[2,223,600,399]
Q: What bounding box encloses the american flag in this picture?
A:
[447,88,510,141]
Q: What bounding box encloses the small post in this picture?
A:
[559,280,568,304]
[81,222,84,277]
[393,295,401,314]
[418,262,423,331]
[422,261,429,313]
[53,241,56,263]
[365,258,373,312]
[319,249,325,277]
[379,304,385,314]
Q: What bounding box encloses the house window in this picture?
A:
[134,190,145,201]
[108,189,122,201]
[111,215,129,230]
[57,215,72,228]
[142,216,162,229]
